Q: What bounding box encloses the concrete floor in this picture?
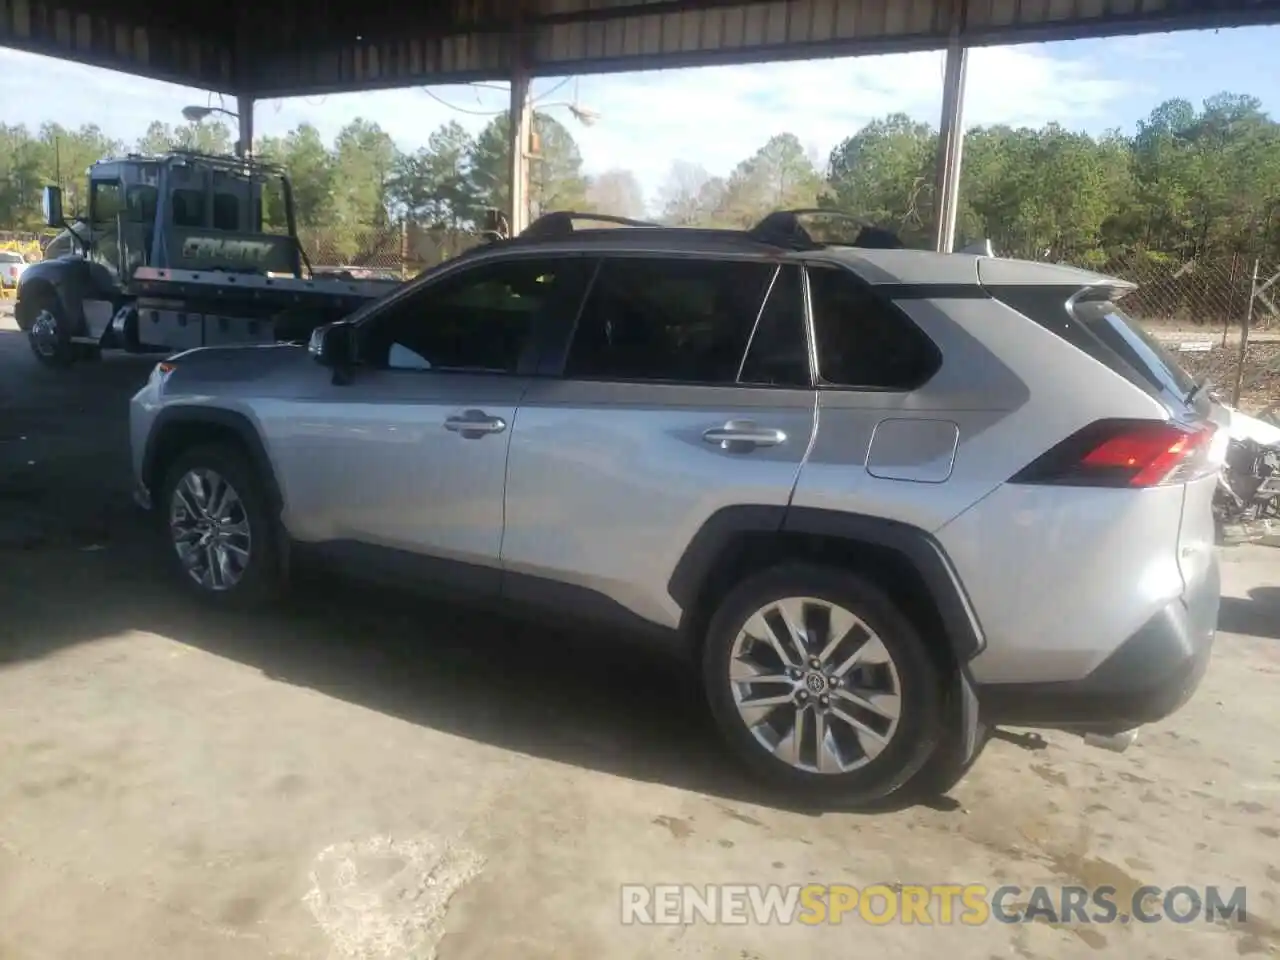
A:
[1,311,1278,959]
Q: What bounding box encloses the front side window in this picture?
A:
[565,257,776,384]
[808,265,940,390]
[90,181,124,225]
[363,257,577,374]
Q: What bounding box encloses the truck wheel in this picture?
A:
[159,443,284,608]
[24,290,76,368]
[702,563,943,805]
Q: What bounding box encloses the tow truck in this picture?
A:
[14,151,401,368]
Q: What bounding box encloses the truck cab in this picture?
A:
[79,152,303,280]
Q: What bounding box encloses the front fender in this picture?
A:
[16,257,119,335]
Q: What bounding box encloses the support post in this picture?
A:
[236,94,254,159]
[933,34,968,253]
[508,63,531,237]
[1233,259,1261,407]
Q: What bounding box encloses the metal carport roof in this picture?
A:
[2,0,1278,98]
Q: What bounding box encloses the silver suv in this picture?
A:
[129,211,1224,804]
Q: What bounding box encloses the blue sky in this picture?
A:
[2,25,1278,204]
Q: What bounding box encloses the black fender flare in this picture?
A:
[143,406,284,517]
[16,257,118,336]
[667,504,986,663]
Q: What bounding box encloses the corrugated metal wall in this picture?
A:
[2,0,1277,96]
[243,0,1280,96]
[0,0,233,88]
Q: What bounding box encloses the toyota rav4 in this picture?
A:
[128,210,1224,804]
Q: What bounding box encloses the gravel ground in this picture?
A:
[1,310,1279,959]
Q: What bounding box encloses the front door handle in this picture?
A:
[444,410,508,439]
[702,421,787,450]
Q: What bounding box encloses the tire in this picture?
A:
[897,721,991,800]
[158,442,284,608]
[23,288,76,368]
[702,563,945,805]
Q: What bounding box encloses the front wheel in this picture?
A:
[159,443,284,608]
[23,290,77,368]
[702,563,944,805]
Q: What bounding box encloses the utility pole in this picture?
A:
[235,95,254,159]
[508,51,532,236]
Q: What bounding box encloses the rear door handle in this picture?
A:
[444,410,508,438]
[702,422,787,449]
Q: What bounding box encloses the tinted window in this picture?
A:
[212,193,240,231]
[991,286,1203,411]
[739,265,811,387]
[171,189,204,227]
[126,185,158,224]
[808,266,940,389]
[364,257,575,374]
[90,181,123,224]
[1072,299,1197,400]
[566,257,775,383]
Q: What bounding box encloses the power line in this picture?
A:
[419,87,506,117]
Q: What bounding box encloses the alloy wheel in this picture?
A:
[728,596,902,774]
[169,468,252,591]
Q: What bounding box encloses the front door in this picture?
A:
[269,254,592,595]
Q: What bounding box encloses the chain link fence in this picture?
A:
[1065,252,1280,411]
[297,223,485,280]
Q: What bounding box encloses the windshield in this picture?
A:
[1071,298,1199,403]
[0,252,22,263]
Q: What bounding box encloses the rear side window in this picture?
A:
[171,189,204,227]
[807,265,940,389]
[1071,299,1197,400]
[565,257,776,384]
[991,286,1200,410]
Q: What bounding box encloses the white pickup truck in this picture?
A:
[0,250,27,290]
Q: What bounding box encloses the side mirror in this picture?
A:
[42,185,64,228]
[308,322,352,370]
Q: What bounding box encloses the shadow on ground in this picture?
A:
[0,327,950,817]
[1218,586,1280,640]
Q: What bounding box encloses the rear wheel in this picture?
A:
[897,721,992,800]
[159,443,284,608]
[703,563,944,804]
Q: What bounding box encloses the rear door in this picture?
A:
[500,255,816,629]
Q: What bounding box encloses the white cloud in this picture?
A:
[0,40,1136,208]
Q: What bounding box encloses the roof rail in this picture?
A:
[748,209,906,251]
[520,211,661,241]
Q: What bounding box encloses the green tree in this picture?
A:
[332,118,397,235]
[714,133,823,227]
[390,121,479,228]
[822,114,937,245]
[469,112,588,221]
[136,120,233,155]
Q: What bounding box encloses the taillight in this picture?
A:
[1010,419,1218,488]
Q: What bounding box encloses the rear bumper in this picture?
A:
[977,558,1219,734]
